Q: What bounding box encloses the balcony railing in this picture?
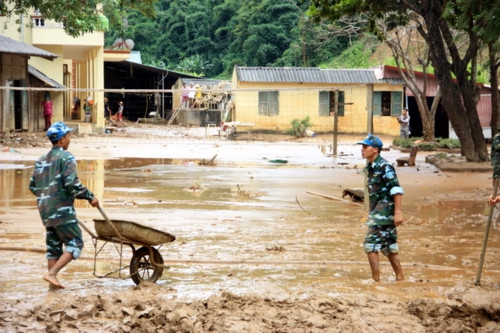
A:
[31,16,64,28]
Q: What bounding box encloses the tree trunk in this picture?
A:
[414,91,435,141]
[419,7,488,162]
[490,43,500,138]
[383,29,436,142]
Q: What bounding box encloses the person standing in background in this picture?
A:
[104,96,112,119]
[181,83,189,109]
[397,108,410,139]
[42,96,53,131]
[117,101,124,123]
[188,83,195,108]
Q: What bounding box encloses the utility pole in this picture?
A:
[366,84,373,134]
[332,91,339,156]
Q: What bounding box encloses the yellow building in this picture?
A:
[0,8,111,132]
[231,66,405,136]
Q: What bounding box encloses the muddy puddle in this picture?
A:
[1,154,499,305]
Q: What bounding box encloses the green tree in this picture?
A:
[1,0,157,37]
[309,0,495,162]
[103,0,364,77]
[176,55,213,76]
[473,1,500,136]
[230,0,300,66]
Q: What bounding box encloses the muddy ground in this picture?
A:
[0,123,499,332]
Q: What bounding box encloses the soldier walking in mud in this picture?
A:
[29,122,99,289]
[357,134,405,282]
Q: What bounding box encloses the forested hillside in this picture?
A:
[104,0,376,78]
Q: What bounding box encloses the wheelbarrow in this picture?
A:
[79,206,175,285]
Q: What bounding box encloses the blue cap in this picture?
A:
[46,121,74,142]
[357,134,383,149]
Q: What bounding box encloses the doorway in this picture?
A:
[407,97,449,138]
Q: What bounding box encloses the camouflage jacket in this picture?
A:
[491,133,500,178]
[29,146,94,228]
[366,155,404,226]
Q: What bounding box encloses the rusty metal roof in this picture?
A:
[235,66,390,84]
[0,35,57,60]
[181,78,231,89]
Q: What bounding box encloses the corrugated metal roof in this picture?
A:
[28,66,65,88]
[235,66,390,84]
[181,78,231,89]
[0,35,57,60]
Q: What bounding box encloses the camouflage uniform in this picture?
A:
[363,155,404,256]
[491,132,500,179]
[29,146,95,227]
[365,155,404,226]
[29,146,95,259]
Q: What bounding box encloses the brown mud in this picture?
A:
[0,123,499,332]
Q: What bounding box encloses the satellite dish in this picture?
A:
[112,38,134,50]
[112,38,123,48]
[124,39,134,50]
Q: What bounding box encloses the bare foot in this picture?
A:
[43,273,65,289]
[48,283,61,292]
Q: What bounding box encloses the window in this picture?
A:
[319,91,344,116]
[258,91,279,116]
[373,91,403,116]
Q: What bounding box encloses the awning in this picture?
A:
[28,65,66,89]
[0,35,58,60]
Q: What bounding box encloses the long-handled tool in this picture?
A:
[475,179,499,286]
[306,191,364,206]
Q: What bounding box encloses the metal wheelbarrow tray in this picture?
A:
[93,219,175,246]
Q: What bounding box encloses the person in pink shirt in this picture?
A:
[42,96,53,131]
[116,101,124,122]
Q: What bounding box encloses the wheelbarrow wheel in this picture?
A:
[130,246,164,285]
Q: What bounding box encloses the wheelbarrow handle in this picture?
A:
[97,205,111,223]
[96,205,127,241]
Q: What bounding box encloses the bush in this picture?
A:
[417,142,437,151]
[284,116,313,138]
[392,138,414,149]
[435,138,461,149]
[392,137,460,151]
[435,152,451,160]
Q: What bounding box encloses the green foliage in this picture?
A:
[284,116,313,138]
[176,55,212,77]
[308,0,492,162]
[417,142,437,151]
[435,138,461,149]
[103,0,365,77]
[434,152,451,160]
[323,36,378,69]
[392,137,461,151]
[2,0,157,37]
[392,138,414,149]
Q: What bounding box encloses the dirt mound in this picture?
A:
[2,283,499,333]
[0,132,50,149]
[425,154,492,173]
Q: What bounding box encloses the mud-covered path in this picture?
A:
[0,125,499,332]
